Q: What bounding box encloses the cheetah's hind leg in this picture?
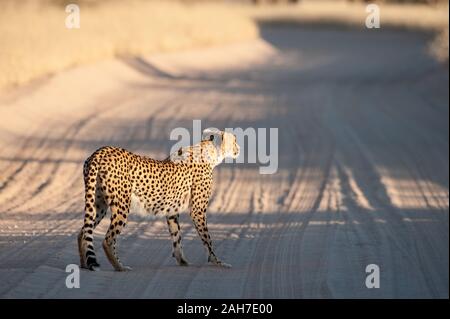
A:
[102,197,132,271]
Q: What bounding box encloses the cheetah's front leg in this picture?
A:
[190,201,231,268]
[166,214,189,266]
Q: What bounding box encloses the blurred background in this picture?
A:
[0,0,448,90]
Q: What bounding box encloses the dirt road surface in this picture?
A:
[0,25,448,298]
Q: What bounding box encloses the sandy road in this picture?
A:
[0,25,448,298]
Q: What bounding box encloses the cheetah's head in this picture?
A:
[169,129,240,166]
[202,128,240,163]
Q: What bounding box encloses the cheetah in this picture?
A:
[77,129,240,271]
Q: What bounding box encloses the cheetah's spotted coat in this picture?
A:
[78,129,240,271]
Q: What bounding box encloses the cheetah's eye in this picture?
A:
[209,135,214,141]
[178,148,182,156]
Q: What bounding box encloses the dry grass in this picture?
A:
[0,0,447,91]
[0,0,257,90]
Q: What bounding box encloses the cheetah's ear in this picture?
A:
[202,128,221,141]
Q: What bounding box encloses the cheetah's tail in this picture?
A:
[81,157,100,270]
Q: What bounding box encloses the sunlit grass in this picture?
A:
[0,0,258,90]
